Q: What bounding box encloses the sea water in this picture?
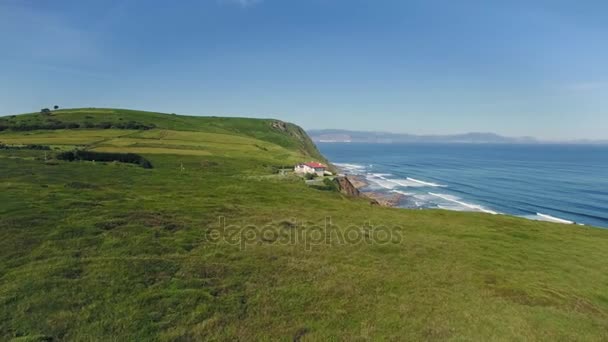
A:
[318,143,608,228]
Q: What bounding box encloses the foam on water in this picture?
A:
[428,192,499,215]
[391,178,445,188]
[406,177,445,187]
[319,143,608,228]
[334,163,367,173]
[366,174,398,190]
[391,190,414,196]
[533,213,575,224]
[365,174,446,189]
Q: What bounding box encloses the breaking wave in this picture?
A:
[334,163,367,173]
[364,174,446,190]
[533,213,575,224]
[428,192,499,215]
[405,177,445,187]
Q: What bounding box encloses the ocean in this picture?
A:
[317,143,608,228]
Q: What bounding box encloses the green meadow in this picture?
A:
[1,109,608,340]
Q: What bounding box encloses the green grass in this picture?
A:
[1,109,608,340]
[0,108,327,164]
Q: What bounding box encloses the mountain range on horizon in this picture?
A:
[307,129,608,145]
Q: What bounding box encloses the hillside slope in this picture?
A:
[0,108,328,165]
[1,109,608,340]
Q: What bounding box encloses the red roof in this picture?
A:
[303,162,326,168]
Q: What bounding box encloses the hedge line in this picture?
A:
[0,121,155,132]
[0,144,51,150]
[56,150,153,169]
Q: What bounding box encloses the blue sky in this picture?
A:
[1,0,607,140]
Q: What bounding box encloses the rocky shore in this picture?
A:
[343,175,405,207]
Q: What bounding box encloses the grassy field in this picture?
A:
[0,108,326,164]
[1,109,608,340]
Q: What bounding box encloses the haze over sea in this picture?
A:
[318,143,608,228]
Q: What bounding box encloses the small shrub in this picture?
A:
[323,178,339,191]
[304,173,317,180]
[97,122,112,129]
[28,144,51,150]
[0,144,51,150]
[309,178,339,192]
[2,119,154,131]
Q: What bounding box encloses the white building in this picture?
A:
[295,162,327,177]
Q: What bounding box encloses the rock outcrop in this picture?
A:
[335,176,361,197]
[335,176,404,207]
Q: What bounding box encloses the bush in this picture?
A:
[27,144,52,150]
[97,122,112,129]
[56,150,153,169]
[0,144,51,150]
[114,121,155,130]
[2,120,154,131]
[304,173,317,180]
[310,178,340,192]
[323,178,339,191]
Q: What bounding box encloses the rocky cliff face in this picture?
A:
[335,176,405,207]
[335,176,361,197]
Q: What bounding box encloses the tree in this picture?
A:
[53,105,59,110]
[40,108,51,115]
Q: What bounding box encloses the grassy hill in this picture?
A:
[0,108,328,166]
[1,109,608,340]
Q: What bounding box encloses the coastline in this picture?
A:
[330,162,592,227]
[344,175,405,207]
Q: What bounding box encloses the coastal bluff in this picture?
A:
[335,176,404,206]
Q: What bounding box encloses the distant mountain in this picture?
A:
[307,129,539,144]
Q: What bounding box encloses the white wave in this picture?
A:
[535,213,574,224]
[406,177,445,187]
[366,173,412,190]
[391,190,413,196]
[334,163,366,174]
[334,162,366,170]
[369,173,392,177]
[390,179,436,188]
[428,192,498,215]
[365,174,445,189]
[365,176,398,190]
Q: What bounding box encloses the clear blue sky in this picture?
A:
[1,0,607,140]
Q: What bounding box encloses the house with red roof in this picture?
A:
[295,162,328,177]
